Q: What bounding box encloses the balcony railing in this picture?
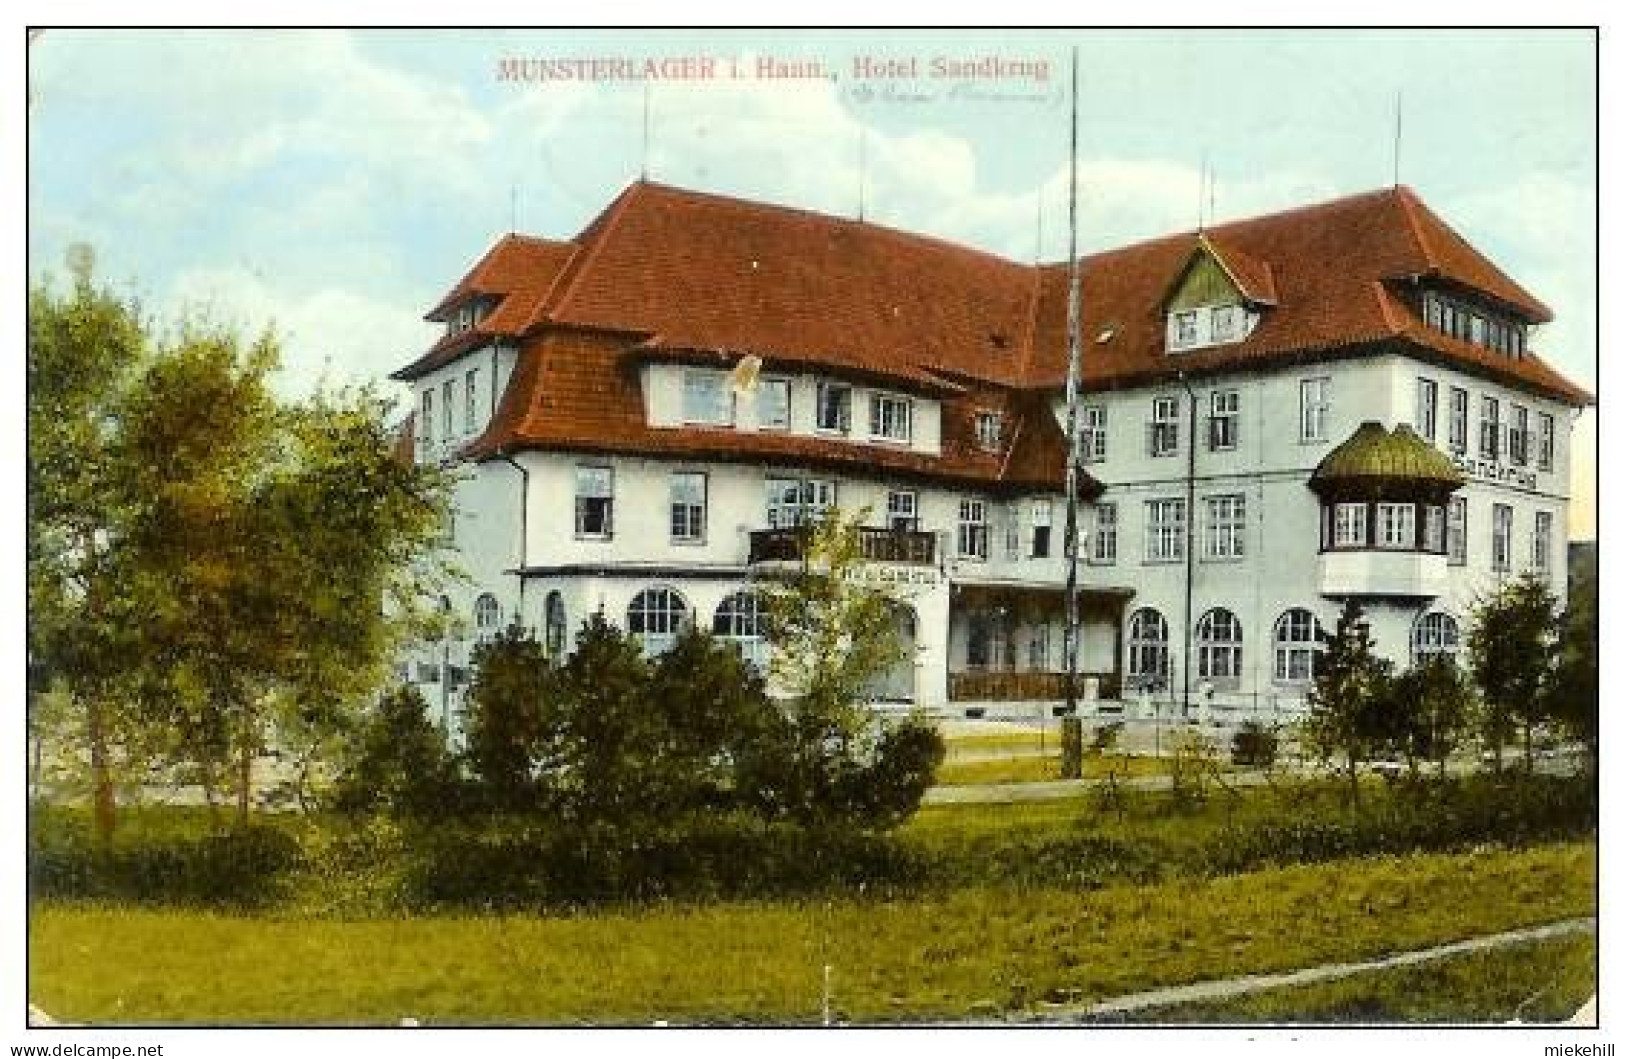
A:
[949,670,1121,702]
[748,527,937,566]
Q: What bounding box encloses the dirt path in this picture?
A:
[1029,917,1597,1022]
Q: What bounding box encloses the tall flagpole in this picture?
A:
[1062,46,1085,719]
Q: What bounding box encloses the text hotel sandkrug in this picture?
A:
[496,54,1051,83]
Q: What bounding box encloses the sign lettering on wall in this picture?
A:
[841,565,940,588]
[1451,455,1538,492]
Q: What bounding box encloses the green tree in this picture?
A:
[549,614,657,821]
[1388,654,1477,780]
[1303,599,1394,806]
[28,266,454,836]
[462,625,554,811]
[29,263,156,842]
[648,625,780,814]
[332,685,462,817]
[758,508,936,826]
[1467,575,1559,772]
[1549,568,1598,771]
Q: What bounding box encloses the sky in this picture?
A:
[25,27,1598,534]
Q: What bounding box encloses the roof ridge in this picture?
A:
[1391,184,1441,273]
[544,179,651,323]
[636,178,1032,273]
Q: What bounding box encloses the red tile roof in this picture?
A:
[405,180,1589,489]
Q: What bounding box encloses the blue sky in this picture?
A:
[26,27,1598,531]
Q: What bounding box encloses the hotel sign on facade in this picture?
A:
[1450,455,1539,492]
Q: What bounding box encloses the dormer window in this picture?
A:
[974,411,1003,450]
[1421,290,1527,358]
[448,299,485,336]
[1173,311,1199,347]
[1211,305,1239,342]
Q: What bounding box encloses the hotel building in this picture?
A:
[392,180,1589,732]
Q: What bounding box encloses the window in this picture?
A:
[1002,502,1021,560]
[1333,502,1368,548]
[1171,310,1199,349]
[1448,497,1468,565]
[1150,395,1180,456]
[1204,494,1246,560]
[1145,498,1186,562]
[758,378,791,430]
[1425,292,1443,330]
[1479,396,1501,459]
[1376,502,1416,550]
[1537,412,1555,471]
[713,590,766,670]
[474,593,502,643]
[1492,503,1513,572]
[1423,505,1446,553]
[1273,609,1324,683]
[1127,608,1170,688]
[816,382,852,434]
[1211,305,1239,342]
[886,490,919,532]
[765,476,836,528]
[957,499,989,560]
[1209,390,1239,451]
[1092,503,1117,564]
[1449,387,1469,453]
[627,587,689,658]
[1300,377,1330,442]
[669,472,707,544]
[1027,627,1051,672]
[869,393,913,442]
[1082,405,1107,462]
[574,466,615,538]
[1030,499,1053,559]
[682,369,733,425]
[465,369,480,434]
[442,379,454,439]
[974,411,1003,450]
[1510,405,1530,465]
[1413,612,1460,663]
[544,592,567,658]
[1416,378,1438,441]
[420,389,434,447]
[1196,608,1244,682]
[965,611,1013,670]
[1533,511,1553,575]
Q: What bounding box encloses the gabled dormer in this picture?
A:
[1161,234,1277,354]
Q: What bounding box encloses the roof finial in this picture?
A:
[509,185,518,234]
[1392,90,1404,188]
[641,80,652,180]
[1034,196,1044,265]
[857,125,868,222]
[1196,151,1208,232]
[1208,162,1217,228]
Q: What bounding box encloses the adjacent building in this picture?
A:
[392,179,1590,733]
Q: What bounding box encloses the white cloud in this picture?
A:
[164,265,436,403]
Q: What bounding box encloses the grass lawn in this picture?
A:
[29,841,1594,1025]
[934,752,1172,787]
[1138,933,1596,1024]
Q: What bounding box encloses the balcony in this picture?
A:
[748,526,937,566]
[1319,549,1448,599]
[949,670,1121,702]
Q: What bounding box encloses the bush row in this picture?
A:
[29,774,1595,912]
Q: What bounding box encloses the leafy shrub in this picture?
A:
[29,819,301,908]
[1231,721,1280,768]
[403,814,934,910]
[331,685,464,818]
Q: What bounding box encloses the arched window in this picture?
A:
[474,593,501,642]
[1272,608,1324,683]
[1412,611,1460,662]
[713,590,766,670]
[1197,608,1244,682]
[544,591,567,658]
[628,587,689,657]
[1127,608,1170,688]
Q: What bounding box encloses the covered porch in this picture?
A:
[946,581,1133,708]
